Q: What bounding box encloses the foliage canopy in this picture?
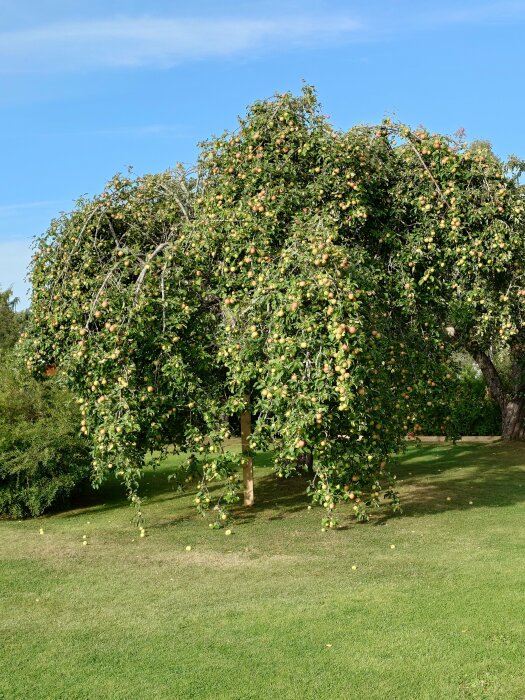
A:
[22,86,524,526]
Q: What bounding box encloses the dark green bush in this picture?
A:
[0,288,24,352]
[419,366,501,437]
[0,359,92,518]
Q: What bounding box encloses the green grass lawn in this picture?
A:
[1,441,525,700]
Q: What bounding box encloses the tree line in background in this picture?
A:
[2,86,524,524]
[0,290,91,517]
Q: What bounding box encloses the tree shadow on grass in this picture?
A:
[230,442,525,529]
[238,442,525,527]
[59,442,525,526]
[64,451,283,520]
[372,442,525,523]
[60,465,188,519]
[232,474,311,525]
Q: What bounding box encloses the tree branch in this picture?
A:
[133,242,171,306]
[85,262,122,329]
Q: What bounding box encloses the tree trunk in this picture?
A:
[240,394,254,506]
[471,349,505,407]
[297,452,315,475]
[501,399,525,440]
[471,347,525,441]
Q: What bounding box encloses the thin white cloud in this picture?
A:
[0,3,523,76]
[0,15,362,74]
[0,200,65,216]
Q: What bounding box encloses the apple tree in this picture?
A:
[196,88,455,525]
[22,88,468,529]
[387,125,525,439]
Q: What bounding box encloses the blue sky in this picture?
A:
[1,0,525,307]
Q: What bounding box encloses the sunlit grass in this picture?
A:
[1,442,524,699]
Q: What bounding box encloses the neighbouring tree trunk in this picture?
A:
[471,347,525,441]
[501,400,525,440]
[240,394,254,506]
[297,452,315,475]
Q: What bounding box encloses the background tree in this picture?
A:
[387,125,525,439]
[418,355,501,437]
[0,288,25,352]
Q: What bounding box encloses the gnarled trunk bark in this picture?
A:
[471,347,525,441]
[502,400,525,440]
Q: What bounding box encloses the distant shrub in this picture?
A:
[0,358,91,518]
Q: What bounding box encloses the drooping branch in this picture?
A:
[85,262,122,329]
[47,204,102,309]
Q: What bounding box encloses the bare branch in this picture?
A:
[48,205,101,309]
[85,261,122,329]
[160,260,168,333]
[105,215,125,250]
[133,242,171,306]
